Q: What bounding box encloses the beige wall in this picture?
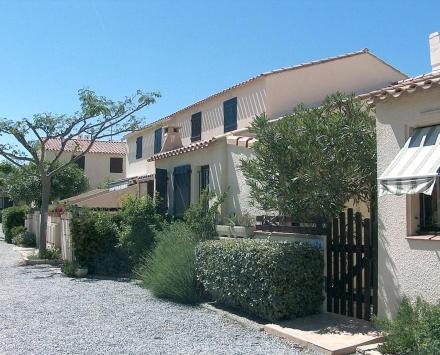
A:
[265,53,406,120]
[376,86,440,319]
[45,151,126,188]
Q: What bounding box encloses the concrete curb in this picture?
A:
[22,256,61,266]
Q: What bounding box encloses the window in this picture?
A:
[110,157,123,173]
[200,165,209,193]
[191,112,202,142]
[419,177,440,232]
[223,97,237,133]
[135,136,143,159]
[154,128,162,154]
[73,155,85,170]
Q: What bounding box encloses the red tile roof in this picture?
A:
[44,138,126,155]
[129,49,403,135]
[358,72,440,104]
[147,138,217,161]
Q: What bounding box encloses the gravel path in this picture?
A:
[0,239,315,355]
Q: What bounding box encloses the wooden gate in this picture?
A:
[326,209,378,320]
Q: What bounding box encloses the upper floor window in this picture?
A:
[223,97,237,133]
[73,155,85,170]
[110,157,123,173]
[154,128,162,154]
[191,112,202,142]
[135,136,143,159]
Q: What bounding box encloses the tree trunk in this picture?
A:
[39,175,51,255]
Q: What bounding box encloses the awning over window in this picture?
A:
[379,125,440,196]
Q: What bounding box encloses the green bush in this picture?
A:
[118,195,163,267]
[375,297,440,354]
[12,226,36,247]
[196,239,324,321]
[71,209,128,274]
[2,206,27,243]
[61,260,80,277]
[137,222,201,304]
[184,190,225,240]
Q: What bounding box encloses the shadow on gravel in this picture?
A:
[70,275,133,284]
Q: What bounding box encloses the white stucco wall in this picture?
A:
[376,86,440,319]
[265,53,406,119]
[45,151,126,188]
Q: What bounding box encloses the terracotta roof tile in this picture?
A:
[358,72,440,104]
[44,138,126,155]
[147,138,217,161]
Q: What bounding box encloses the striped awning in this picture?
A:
[379,125,440,196]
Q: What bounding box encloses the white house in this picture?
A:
[359,32,440,318]
[124,49,405,218]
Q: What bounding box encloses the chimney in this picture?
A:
[161,125,183,152]
[429,32,440,73]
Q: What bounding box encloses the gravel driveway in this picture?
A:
[0,239,314,355]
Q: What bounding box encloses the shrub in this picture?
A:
[40,247,61,260]
[184,190,225,240]
[2,206,27,243]
[12,228,36,247]
[375,297,440,354]
[118,195,163,267]
[196,239,324,321]
[71,209,128,274]
[137,222,201,304]
[11,225,26,240]
[61,260,80,277]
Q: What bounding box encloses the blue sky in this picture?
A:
[1,0,439,137]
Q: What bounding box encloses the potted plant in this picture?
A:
[216,212,255,238]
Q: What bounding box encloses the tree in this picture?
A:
[241,93,376,221]
[3,161,89,206]
[0,88,160,254]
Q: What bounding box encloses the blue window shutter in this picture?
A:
[154,128,162,154]
[135,136,143,159]
[191,112,202,142]
[223,97,237,133]
[173,165,191,218]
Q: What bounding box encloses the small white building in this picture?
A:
[124,49,405,219]
[360,32,440,318]
[44,138,126,188]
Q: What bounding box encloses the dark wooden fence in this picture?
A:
[326,209,378,320]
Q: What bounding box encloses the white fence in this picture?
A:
[25,212,74,261]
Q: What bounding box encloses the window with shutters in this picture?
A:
[135,136,143,159]
[73,155,85,170]
[110,157,123,173]
[200,165,209,193]
[223,97,237,133]
[154,128,162,154]
[173,165,191,218]
[191,112,202,142]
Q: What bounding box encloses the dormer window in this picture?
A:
[154,128,162,154]
[191,112,202,142]
[135,136,143,159]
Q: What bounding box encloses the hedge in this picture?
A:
[2,206,28,243]
[195,239,324,321]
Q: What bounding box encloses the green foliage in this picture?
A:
[1,205,27,243]
[40,247,61,260]
[70,209,128,274]
[375,297,440,354]
[61,261,80,277]
[4,162,89,206]
[196,239,324,321]
[118,195,163,267]
[137,222,201,304]
[224,211,254,227]
[11,225,36,247]
[13,230,36,247]
[241,93,376,220]
[183,190,226,240]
